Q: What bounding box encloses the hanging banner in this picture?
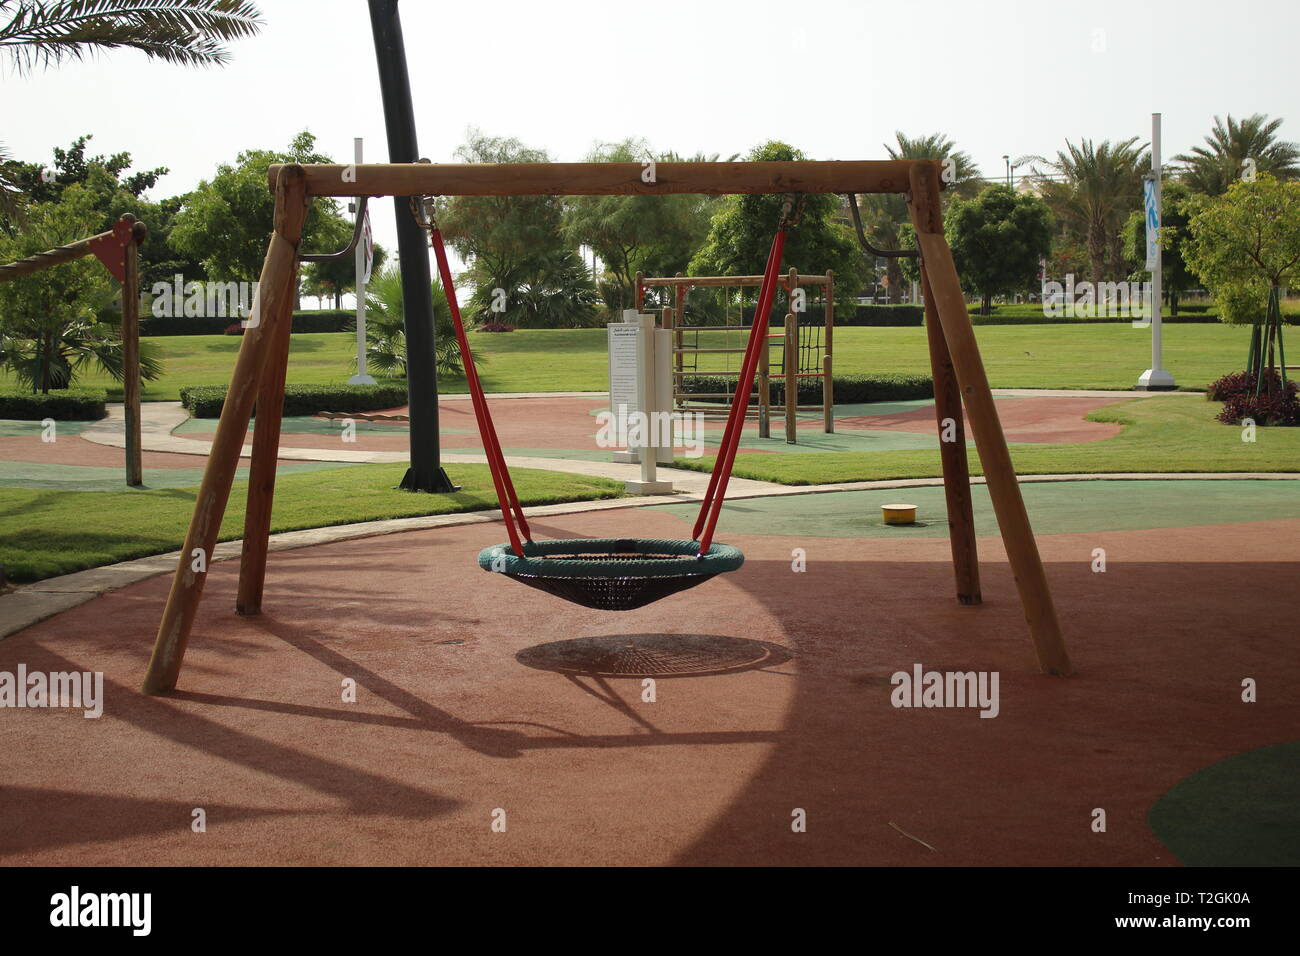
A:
[1144,177,1160,271]
[361,208,375,284]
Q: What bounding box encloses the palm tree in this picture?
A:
[364,264,475,379]
[1032,138,1147,284]
[0,142,23,227]
[1174,114,1300,196]
[0,0,263,74]
[864,132,980,299]
[1,1,262,222]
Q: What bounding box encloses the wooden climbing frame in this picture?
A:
[636,269,834,444]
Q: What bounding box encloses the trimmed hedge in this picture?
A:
[181,382,409,418]
[141,310,355,336]
[680,373,932,405]
[841,305,925,327]
[0,387,108,420]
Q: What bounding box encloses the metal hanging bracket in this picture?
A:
[299,196,369,263]
[845,192,920,259]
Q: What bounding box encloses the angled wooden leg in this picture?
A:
[908,163,1071,676]
[235,252,300,615]
[142,166,310,694]
[921,264,981,606]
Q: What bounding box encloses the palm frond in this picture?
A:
[0,0,263,74]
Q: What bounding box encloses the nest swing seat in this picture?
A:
[477,538,745,611]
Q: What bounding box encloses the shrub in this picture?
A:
[1209,370,1300,425]
[224,323,244,335]
[679,373,932,405]
[0,387,107,420]
[140,310,354,336]
[478,322,516,333]
[180,382,410,418]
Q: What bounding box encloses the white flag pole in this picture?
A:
[348,136,377,386]
[1137,112,1176,390]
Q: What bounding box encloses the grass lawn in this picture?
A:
[673,396,1300,484]
[6,322,1259,401]
[0,463,623,583]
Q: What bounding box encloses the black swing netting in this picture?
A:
[477,538,745,612]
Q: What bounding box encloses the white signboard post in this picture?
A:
[608,310,673,494]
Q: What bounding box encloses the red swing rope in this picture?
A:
[418,196,789,563]
[426,221,531,557]
[693,217,789,553]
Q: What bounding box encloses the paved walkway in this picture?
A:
[80,402,783,496]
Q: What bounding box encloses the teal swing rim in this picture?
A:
[477,538,745,580]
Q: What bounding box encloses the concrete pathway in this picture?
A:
[79,402,783,496]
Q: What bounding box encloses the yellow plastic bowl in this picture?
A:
[881,503,918,525]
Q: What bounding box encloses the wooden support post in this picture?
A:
[784,312,797,444]
[922,265,981,606]
[673,276,684,405]
[824,270,834,433]
[908,162,1071,675]
[120,215,144,487]
[235,244,302,615]
[142,166,310,695]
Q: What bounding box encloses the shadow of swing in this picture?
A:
[516,633,793,680]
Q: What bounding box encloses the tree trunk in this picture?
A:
[981,293,992,316]
[1087,221,1106,285]
[885,258,903,303]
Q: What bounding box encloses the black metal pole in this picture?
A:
[367,0,455,492]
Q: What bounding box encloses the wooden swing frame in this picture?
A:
[141,159,1072,695]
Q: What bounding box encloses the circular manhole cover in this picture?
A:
[516,633,791,678]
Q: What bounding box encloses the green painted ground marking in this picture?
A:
[0,420,97,438]
[0,459,359,491]
[174,416,475,437]
[1149,741,1300,865]
[648,479,1300,538]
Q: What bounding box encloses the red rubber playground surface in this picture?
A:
[2,498,1297,866]
[179,393,1135,456]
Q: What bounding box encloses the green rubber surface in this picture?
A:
[649,479,1300,538]
[0,459,360,491]
[1149,741,1300,865]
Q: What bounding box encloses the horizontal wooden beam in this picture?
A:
[267,160,934,197]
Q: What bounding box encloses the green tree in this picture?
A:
[563,139,721,312]
[439,130,569,282]
[170,131,352,288]
[1174,114,1300,196]
[1184,174,1300,385]
[1034,138,1146,284]
[0,0,262,73]
[464,248,600,329]
[2,135,203,286]
[1121,179,1194,314]
[440,130,599,328]
[0,184,162,391]
[302,242,386,309]
[930,184,1052,315]
[690,141,867,316]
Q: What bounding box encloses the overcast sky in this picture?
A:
[4,0,1296,287]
